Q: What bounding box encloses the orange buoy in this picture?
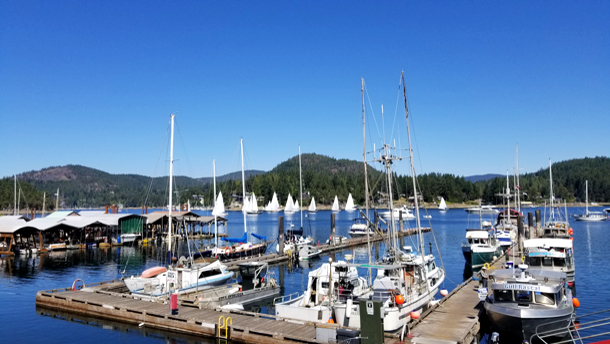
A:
[328,318,335,324]
[570,237,574,241]
[395,294,405,305]
[573,297,580,308]
[410,311,420,319]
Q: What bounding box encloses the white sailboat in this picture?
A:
[331,195,340,212]
[246,193,259,215]
[308,197,318,213]
[344,193,356,211]
[264,192,281,212]
[573,180,607,221]
[438,197,447,211]
[284,194,296,214]
[212,192,227,217]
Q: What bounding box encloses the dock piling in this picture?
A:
[278,216,284,256]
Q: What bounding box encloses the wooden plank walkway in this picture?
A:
[36,285,323,344]
[390,254,507,344]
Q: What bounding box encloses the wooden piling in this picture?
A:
[278,216,284,256]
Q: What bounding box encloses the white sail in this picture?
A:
[294,200,300,211]
[438,197,447,211]
[242,194,250,213]
[331,196,340,212]
[345,193,356,211]
[285,194,295,213]
[270,192,280,211]
[308,197,317,212]
[212,192,226,216]
[249,193,259,213]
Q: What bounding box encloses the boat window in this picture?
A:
[556,291,563,304]
[528,257,541,266]
[494,290,513,302]
[542,257,553,267]
[199,269,221,278]
[515,290,532,302]
[553,258,566,267]
[321,282,329,289]
[534,292,555,306]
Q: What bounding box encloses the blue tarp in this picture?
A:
[221,232,247,243]
[252,233,266,242]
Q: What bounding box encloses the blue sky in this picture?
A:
[1,1,609,180]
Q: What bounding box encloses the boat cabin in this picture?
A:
[542,221,571,238]
[464,229,491,245]
[487,268,568,308]
[238,262,268,291]
[523,238,574,275]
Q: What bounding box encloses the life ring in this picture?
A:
[483,263,490,270]
[224,247,231,255]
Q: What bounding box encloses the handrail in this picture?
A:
[274,292,300,305]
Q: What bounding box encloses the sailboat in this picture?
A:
[124,114,233,298]
[264,192,281,212]
[308,197,318,213]
[245,193,260,215]
[333,72,445,332]
[284,194,296,215]
[212,192,227,217]
[344,193,357,211]
[331,196,340,213]
[573,180,606,221]
[217,139,269,260]
[438,197,447,211]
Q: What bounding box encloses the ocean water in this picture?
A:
[1,208,608,343]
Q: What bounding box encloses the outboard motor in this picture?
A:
[490,332,500,344]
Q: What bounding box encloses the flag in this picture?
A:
[515,185,521,190]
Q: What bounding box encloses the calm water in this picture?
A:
[1,208,609,343]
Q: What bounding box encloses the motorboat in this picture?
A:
[298,244,321,261]
[461,222,501,270]
[523,238,575,285]
[348,217,373,237]
[495,209,520,251]
[274,260,369,324]
[125,259,233,298]
[179,262,279,308]
[484,265,574,342]
[573,180,607,222]
[464,205,499,215]
[276,234,312,254]
[380,205,415,220]
[325,235,348,245]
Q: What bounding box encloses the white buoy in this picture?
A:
[440,289,449,297]
[346,298,353,318]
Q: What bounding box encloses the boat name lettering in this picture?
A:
[218,292,244,301]
[529,252,565,258]
[503,284,540,291]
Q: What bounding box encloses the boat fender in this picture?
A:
[346,298,353,318]
[225,247,231,255]
[395,294,405,305]
[410,310,420,319]
[440,289,449,297]
[572,297,580,308]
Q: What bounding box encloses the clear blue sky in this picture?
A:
[1,1,608,180]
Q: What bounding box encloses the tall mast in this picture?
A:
[241,139,247,235]
[362,78,371,272]
[168,114,175,260]
[14,175,17,215]
[299,145,303,229]
[506,171,510,215]
[42,192,46,217]
[516,145,521,213]
[213,159,218,251]
[55,188,59,211]
[402,71,424,257]
[586,180,589,215]
[549,159,554,220]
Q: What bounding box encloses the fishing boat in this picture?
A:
[308,197,318,213]
[344,193,357,211]
[274,260,369,324]
[573,180,607,221]
[461,222,501,270]
[523,238,575,285]
[124,115,233,298]
[333,73,445,332]
[484,265,575,342]
[297,244,321,261]
[465,204,499,214]
[331,196,340,213]
[215,139,269,260]
[438,197,448,211]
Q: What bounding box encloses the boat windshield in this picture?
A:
[493,289,557,306]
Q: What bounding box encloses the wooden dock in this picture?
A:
[36,280,325,344]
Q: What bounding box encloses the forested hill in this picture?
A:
[10,165,263,209]
[480,156,610,204]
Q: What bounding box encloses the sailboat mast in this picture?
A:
[586,180,589,215]
[213,159,218,251]
[241,139,247,234]
[506,171,510,216]
[299,145,303,229]
[401,72,424,257]
[516,145,521,213]
[168,114,175,259]
[42,192,46,218]
[549,159,554,220]
[55,188,59,211]
[362,78,371,271]
[14,175,17,215]
[384,145,397,251]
